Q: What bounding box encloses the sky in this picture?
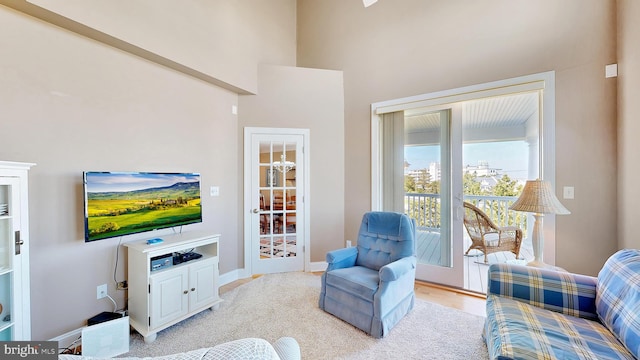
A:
[85,172,200,193]
[404,140,530,180]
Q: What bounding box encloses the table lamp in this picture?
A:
[509,179,570,268]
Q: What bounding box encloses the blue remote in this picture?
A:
[147,238,163,245]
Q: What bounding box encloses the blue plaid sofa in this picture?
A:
[484,249,640,360]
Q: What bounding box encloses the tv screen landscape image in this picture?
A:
[83,172,202,242]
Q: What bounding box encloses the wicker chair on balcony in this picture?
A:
[463,202,522,263]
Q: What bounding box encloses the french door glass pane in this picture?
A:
[258,141,297,258]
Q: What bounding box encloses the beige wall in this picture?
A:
[239,65,345,262]
[618,0,640,250]
[0,1,298,341]
[297,0,619,275]
[20,0,297,94]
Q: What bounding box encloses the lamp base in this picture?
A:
[526,260,566,272]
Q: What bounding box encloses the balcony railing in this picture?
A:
[405,193,528,233]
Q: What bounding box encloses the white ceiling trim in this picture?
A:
[374,78,545,115]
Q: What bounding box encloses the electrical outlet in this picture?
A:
[97,284,107,299]
[346,240,352,248]
[117,281,128,290]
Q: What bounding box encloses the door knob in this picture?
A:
[252,209,260,214]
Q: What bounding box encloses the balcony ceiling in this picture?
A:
[405,92,538,133]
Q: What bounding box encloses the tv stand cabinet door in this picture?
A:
[189,257,218,310]
[149,267,189,329]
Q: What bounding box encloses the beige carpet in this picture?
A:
[125,272,489,359]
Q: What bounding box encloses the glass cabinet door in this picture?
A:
[0,178,20,340]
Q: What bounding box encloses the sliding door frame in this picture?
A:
[371,71,559,267]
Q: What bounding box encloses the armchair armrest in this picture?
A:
[487,263,598,320]
[325,246,358,271]
[379,256,416,282]
[376,256,417,319]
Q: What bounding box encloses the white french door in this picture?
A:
[244,128,308,275]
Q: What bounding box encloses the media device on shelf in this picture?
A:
[83,171,202,242]
[150,253,173,272]
[173,250,203,264]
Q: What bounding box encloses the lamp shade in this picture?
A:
[509,179,570,215]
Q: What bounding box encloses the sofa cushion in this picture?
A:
[485,295,635,360]
[487,263,599,321]
[596,249,640,358]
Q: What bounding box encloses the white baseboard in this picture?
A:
[220,264,325,284]
[219,268,248,287]
[308,261,327,272]
[50,326,84,352]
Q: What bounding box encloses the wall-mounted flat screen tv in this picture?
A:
[83,172,202,242]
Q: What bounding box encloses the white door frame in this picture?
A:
[243,127,310,276]
[371,71,558,281]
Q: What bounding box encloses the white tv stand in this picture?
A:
[124,231,222,343]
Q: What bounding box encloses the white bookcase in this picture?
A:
[124,231,221,343]
[0,161,34,341]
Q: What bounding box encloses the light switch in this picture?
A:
[563,186,574,200]
[605,64,618,78]
[210,186,220,197]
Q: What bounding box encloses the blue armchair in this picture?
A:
[318,211,416,338]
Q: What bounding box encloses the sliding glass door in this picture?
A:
[371,72,554,291]
[380,106,464,287]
